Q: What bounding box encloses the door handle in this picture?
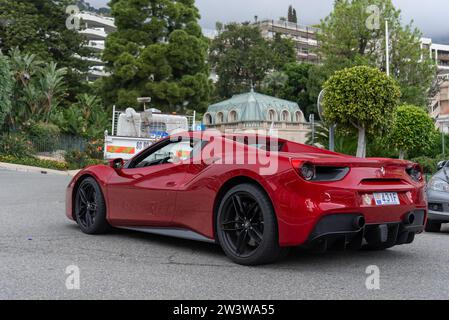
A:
[166,181,176,187]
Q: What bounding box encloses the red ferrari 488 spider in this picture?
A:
[66,131,427,265]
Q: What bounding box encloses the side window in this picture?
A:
[130,139,205,169]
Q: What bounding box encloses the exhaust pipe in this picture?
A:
[404,213,415,225]
[353,216,366,229]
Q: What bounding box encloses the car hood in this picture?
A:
[431,169,449,182]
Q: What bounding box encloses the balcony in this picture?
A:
[86,40,105,52]
[78,12,116,33]
[259,20,320,34]
[88,66,111,80]
[438,51,449,60]
[79,27,107,40]
[73,54,105,66]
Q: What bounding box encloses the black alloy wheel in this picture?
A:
[217,184,283,265]
[74,177,110,234]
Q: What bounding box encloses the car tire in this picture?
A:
[425,221,441,233]
[216,183,283,265]
[74,177,110,235]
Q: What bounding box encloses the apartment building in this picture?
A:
[422,38,449,132]
[256,19,320,64]
[422,38,449,71]
[76,12,117,81]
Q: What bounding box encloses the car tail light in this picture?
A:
[300,162,316,181]
[406,164,423,182]
[291,160,349,182]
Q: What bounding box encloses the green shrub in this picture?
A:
[0,133,34,157]
[65,150,104,170]
[85,139,104,160]
[410,156,444,175]
[0,155,69,171]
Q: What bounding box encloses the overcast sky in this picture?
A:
[88,0,449,41]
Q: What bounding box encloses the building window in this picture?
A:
[216,112,224,124]
[295,111,304,123]
[204,113,213,125]
[229,110,238,122]
[267,109,277,122]
[281,110,290,122]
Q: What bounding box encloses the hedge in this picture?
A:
[0,155,69,171]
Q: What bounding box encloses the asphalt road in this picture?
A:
[1,169,449,300]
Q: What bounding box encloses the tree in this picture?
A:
[210,23,295,98]
[389,105,436,159]
[281,63,315,117]
[8,48,44,129]
[288,5,293,22]
[317,0,435,107]
[55,94,109,139]
[323,66,401,158]
[287,5,298,23]
[0,0,91,101]
[261,63,316,118]
[262,71,288,97]
[271,33,296,70]
[6,48,67,130]
[38,62,68,123]
[0,55,12,131]
[102,0,212,113]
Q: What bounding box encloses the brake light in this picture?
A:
[291,160,315,181]
[291,160,349,182]
[406,164,423,182]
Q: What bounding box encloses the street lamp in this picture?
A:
[385,19,390,77]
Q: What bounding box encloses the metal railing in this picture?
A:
[207,121,311,131]
[258,19,321,34]
[30,135,87,154]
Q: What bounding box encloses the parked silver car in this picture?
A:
[426,161,449,232]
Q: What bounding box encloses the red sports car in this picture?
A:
[66,131,427,265]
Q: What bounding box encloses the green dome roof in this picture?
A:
[205,89,304,123]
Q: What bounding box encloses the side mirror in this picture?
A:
[109,158,124,169]
[437,161,447,171]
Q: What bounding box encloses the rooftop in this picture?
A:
[205,89,305,123]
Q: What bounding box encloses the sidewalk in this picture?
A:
[0,162,80,177]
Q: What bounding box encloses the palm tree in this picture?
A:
[7,48,44,128]
[38,62,67,122]
[9,48,43,87]
[262,71,288,97]
[306,123,358,155]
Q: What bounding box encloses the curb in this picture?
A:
[0,162,80,177]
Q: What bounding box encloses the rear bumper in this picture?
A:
[269,170,427,247]
[306,210,425,250]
